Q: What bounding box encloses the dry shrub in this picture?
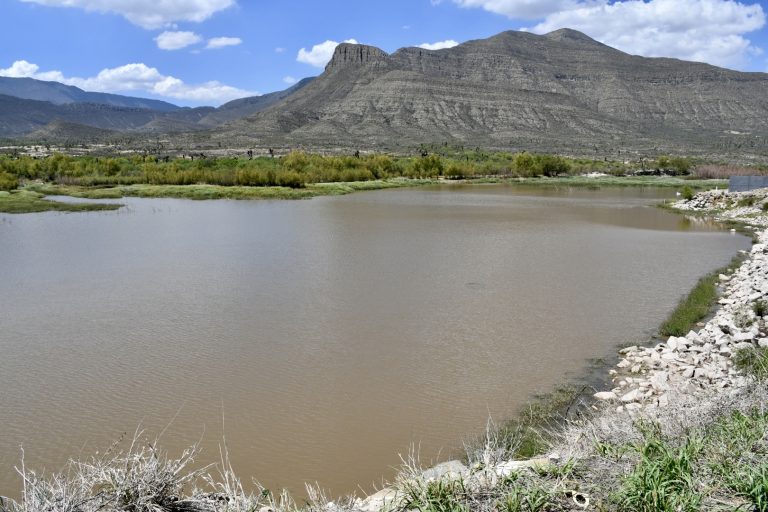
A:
[692,165,768,179]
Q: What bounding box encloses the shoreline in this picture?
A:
[1,175,726,214]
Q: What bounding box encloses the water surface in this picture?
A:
[0,184,750,497]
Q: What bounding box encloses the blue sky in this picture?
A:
[1,0,767,107]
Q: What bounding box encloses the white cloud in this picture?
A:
[275,47,286,53]
[451,0,766,69]
[0,60,255,105]
[205,36,242,49]
[19,0,235,29]
[453,0,576,19]
[155,31,202,50]
[0,60,66,82]
[282,76,298,85]
[297,39,358,68]
[418,39,460,50]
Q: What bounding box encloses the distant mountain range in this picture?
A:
[2,30,768,157]
[0,77,180,111]
[0,76,314,139]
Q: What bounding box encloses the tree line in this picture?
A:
[0,151,698,192]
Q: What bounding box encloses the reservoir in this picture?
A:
[0,184,750,497]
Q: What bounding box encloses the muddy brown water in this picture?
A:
[0,184,751,498]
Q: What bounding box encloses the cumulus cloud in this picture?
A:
[206,36,242,49]
[418,39,460,50]
[297,39,358,68]
[450,0,766,69]
[0,60,255,105]
[282,76,298,85]
[18,0,235,29]
[155,31,202,50]
[453,0,576,19]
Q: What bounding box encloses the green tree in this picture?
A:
[537,155,571,177]
[513,152,536,176]
[669,157,692,175]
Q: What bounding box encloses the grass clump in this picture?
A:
[497,482,554,512]
[464,386,584,466]
[755,300,768,318]
[681,185,694,200]
[733,347,768,380]
[0,189,121,214]
[614,423,703,512]
[738,196,758,207]
[659,273,720,337]
[658,254,744,337]
[399,477,469,512]
[726,464,768,512]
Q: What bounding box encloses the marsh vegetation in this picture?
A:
[0,151,732,213]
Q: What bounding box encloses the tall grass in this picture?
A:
[692,164,768,179]
[659,272,725,337]
[614,423,703,512]
[733,347,768,380]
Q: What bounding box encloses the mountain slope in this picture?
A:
[198,77,314,126]
[0,94,167,137]
[218,29,768,154]
[0,77,180,111]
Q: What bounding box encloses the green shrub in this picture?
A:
[681,186,694,201]
[0,171,18,191]
[537,155,571,177]
[0,172,19,190]
[669,157,692,175]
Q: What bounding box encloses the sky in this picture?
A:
[0,0,767,107]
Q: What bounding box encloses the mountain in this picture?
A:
[213,29,768,155]
[0,94,164,137]
[0,78,313,139]
[0,77,180,111]
[24,120,118,142]
[198,77,314,126]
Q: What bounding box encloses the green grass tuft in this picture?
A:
[614,423,703,512]
[659,274,720,337]
[733,347,768,380]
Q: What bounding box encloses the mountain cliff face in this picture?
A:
[219,29,768,155]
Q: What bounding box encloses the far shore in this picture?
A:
[0,175,727,214]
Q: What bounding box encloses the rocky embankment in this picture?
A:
[590,188,768,413]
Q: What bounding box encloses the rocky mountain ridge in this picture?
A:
[213,29,768,157]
